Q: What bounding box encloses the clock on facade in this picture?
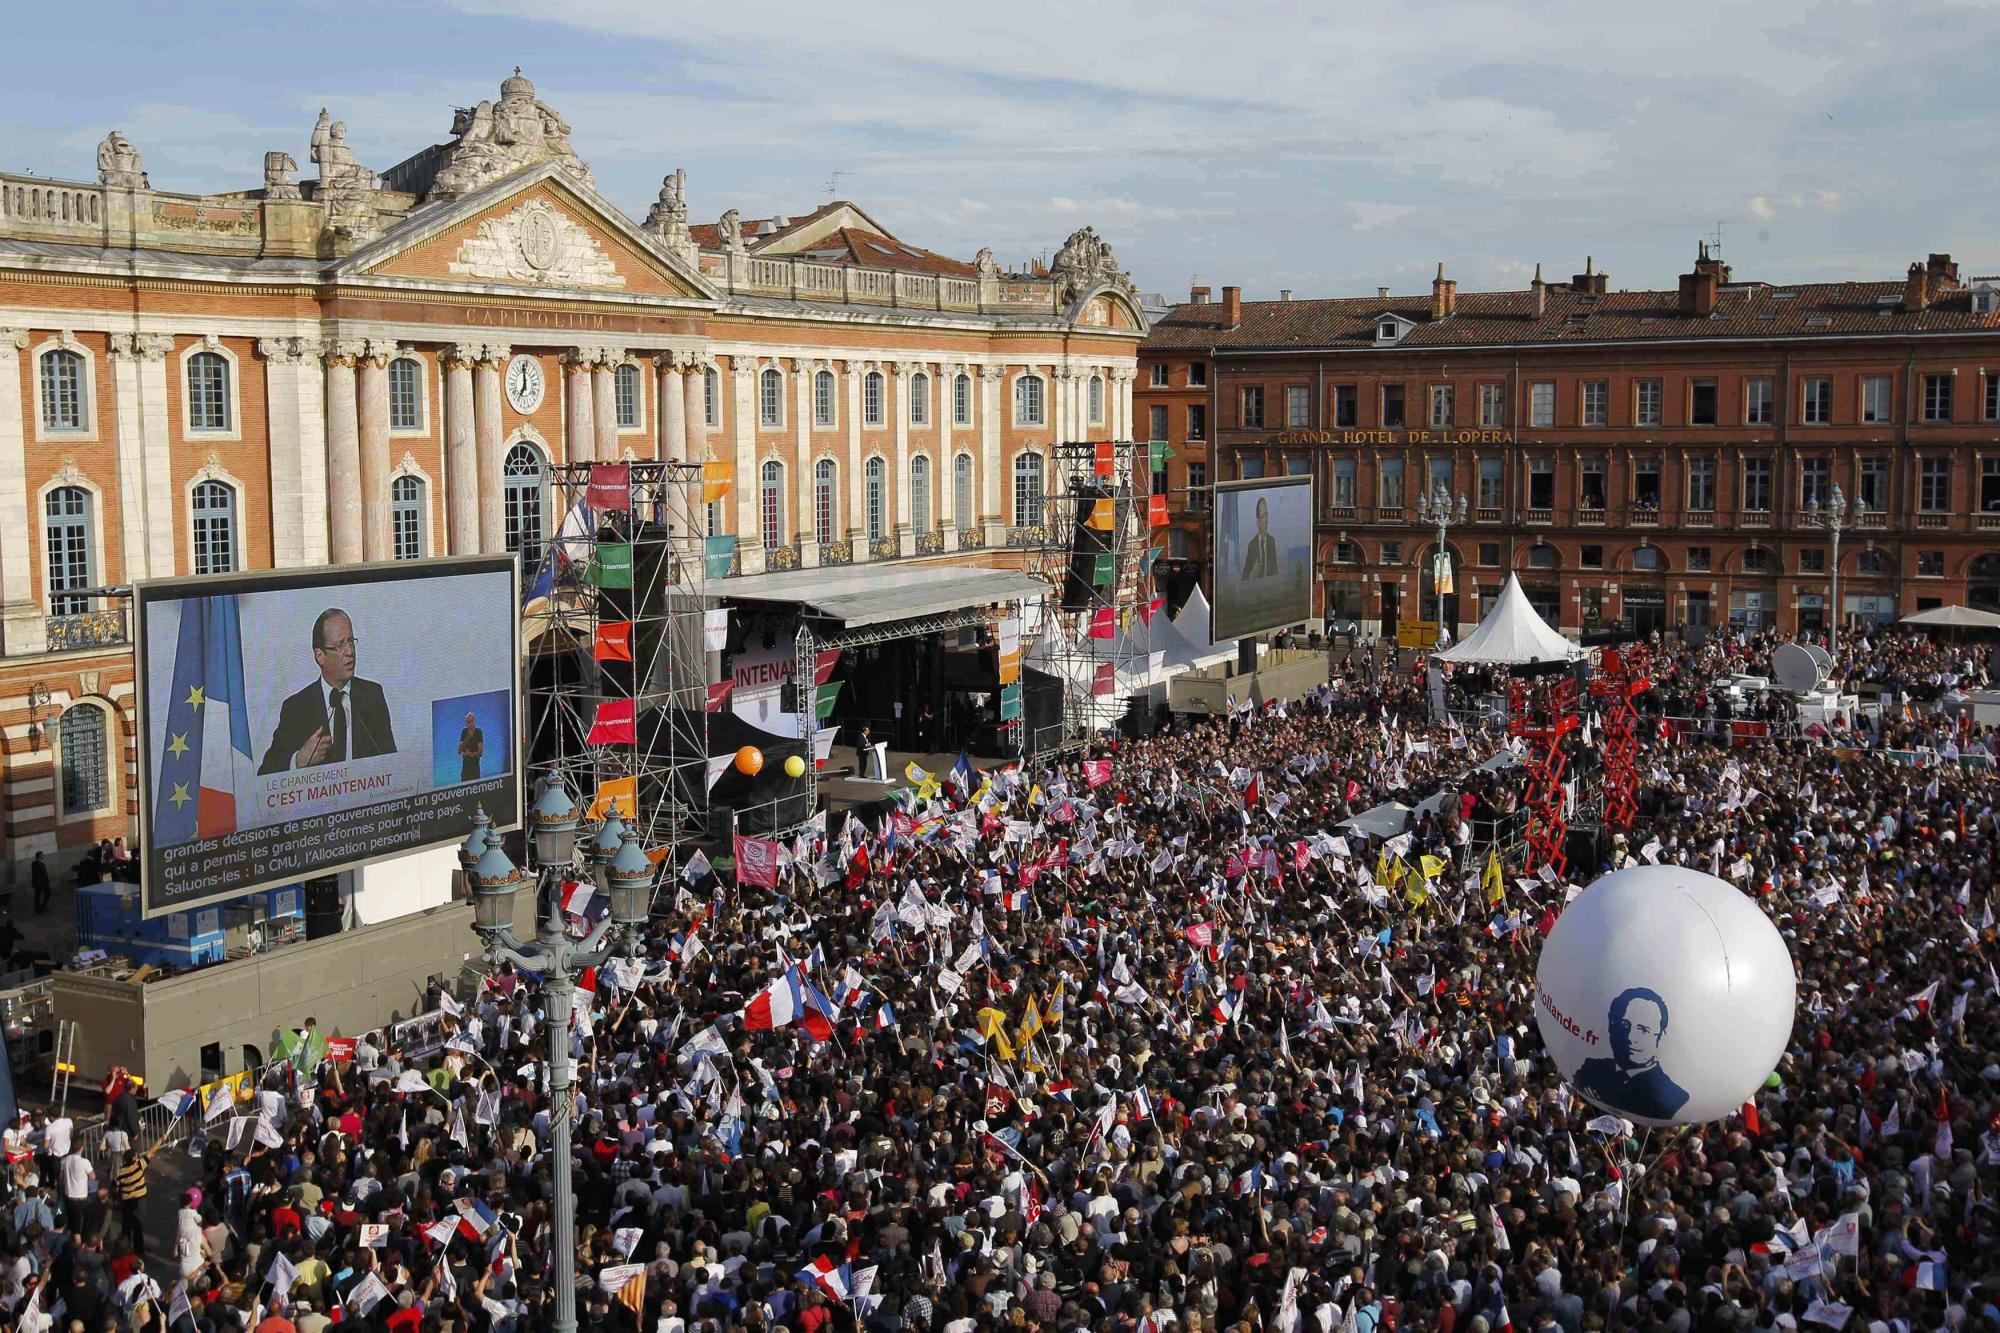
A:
[505,354,545,413]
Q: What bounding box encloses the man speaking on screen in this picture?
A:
[258,608,397,773]
[1240,496,1280,580]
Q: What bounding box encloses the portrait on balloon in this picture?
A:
[1570,986,1689,1122]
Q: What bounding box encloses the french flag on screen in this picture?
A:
[153,595,252,844]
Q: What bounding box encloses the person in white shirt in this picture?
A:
[58,1148,95,1208]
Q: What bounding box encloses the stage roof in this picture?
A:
[716,562,1048,629]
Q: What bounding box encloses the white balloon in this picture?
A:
[1534,865,1795,1127]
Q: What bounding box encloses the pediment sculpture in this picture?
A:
[431,68,595,199]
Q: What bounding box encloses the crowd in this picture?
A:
[0,627,1994,1333]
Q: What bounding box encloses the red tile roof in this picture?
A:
[683,201,971,275]
[1141,280,2000,352]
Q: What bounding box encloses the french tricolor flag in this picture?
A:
[454,1198,499,1244]
[1211,991,1242,1026]
[743,967,806,1031]
[796,1256,853,1302]
[1129,1087,1153,1121]
[874,1004,897,1030]
[1001,889,1028,911]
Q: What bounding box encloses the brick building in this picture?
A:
[1138,249,2000,643]
[0,70,1146,861]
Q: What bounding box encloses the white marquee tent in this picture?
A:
[1437,573,1582,667]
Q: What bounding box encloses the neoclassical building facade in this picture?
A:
[0,71,1146,858]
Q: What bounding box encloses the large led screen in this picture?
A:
[1210,476,1313,643]
[135,556,521,918]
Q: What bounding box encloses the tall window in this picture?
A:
[703,367,720,426]
[1528,458,1554,508]
[1529,382,1554,428]
[391,475,425,560]
[954,373,972,426]
[1478,457,1503,509]
[58,704,109,815]
[44,486,92,615]
[1744,377,1774,425]
[1861,375,1892,424]
[1688,458,1716,511]
[190,480,238,575]
[1634,379,1662,427]
[1688,380,1717,426]
[1743,457,1773,512]
[1799,457,1830,510]
[814,370,836,427]
[187,351,232,432]
[910,454,932,535]
[1858,457,1889,512]
[1478,383,1504,428]
[865,458,886,541]
[1087,375,1105,426]
[1986,371,1999,422]
[1335,385,1359,428]
[910,372,930,427]
[1428,384,1453,429]
[814,459,838,545]
[615,363,640,428]
[1581,380,1608,427]
[864,371,885,426]
[759,368,783,428]
[1012,452,1044,527]
[954,453,974,529]
[1014,375,1045,427]
[1920,457,1951,512]
[1150,363,1168,388]
[1186,460,1206,508]
[1379,458,1405,510]
[40,348,86,432]
[1332,457,1356,507]
[389,357,423,430]
[1149,405,1168,442]
[1187,404,1206,440]
[1922,373,1952,423]
[1801,377,1832,424]
[1241,386,1265,429]
[503,443,546,569]
[760,460,785,550]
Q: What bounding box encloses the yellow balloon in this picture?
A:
[783,755,806,779]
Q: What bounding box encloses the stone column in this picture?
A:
[473,345,509,554]
[682,357,709,462]
[323,341,364,564]
[356,343,395,562]
[793,361,814,558]
[980,366,1004,541]
[257,336,323,569]
[730,360,758,571]
[655,355,686,462]
[846,364,868,561]
[0,329,42,655]
[593,350,620,460]
[138,338,177,578]
[565,350,595,464]
[892,362,915,552]
[107,335,155,585]
[443,345,480,555]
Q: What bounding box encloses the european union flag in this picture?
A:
[153,595,251,847]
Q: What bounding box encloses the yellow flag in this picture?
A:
[702,459,735,505]
[1016,996,1045,1048]
[1047,975,1067,1022]
[1374,847,1390,885]
[1483,848,1505,905]
[1418,854,1447,883]
[1027,784,1044,807]
[977,1007,1016,1062]
[587,775,636,822]
[1405,877,1429,908]
[1087,498,1117,531]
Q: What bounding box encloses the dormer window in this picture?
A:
[1374,313,1414,346]
[1971,284,1998,316]
[1379,319,1400,341]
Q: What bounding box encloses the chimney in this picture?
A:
[1572,255,1607,296]
[1904,262,1930,313]
[1531,261,1546,318]
[1378,286,1390,299]
[1222,285,1242,329]
[1431,262,1456,319]
[1678,246,1718,317]
[1926,252,1958,290]
[1693,239,1731,285]
[1279,288,1292,302]
[1189,284,1211,305]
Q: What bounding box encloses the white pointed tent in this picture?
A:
[1437,573,1582,666]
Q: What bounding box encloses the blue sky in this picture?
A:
[9,0,2000,300]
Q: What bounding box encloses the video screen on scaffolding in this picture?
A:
[1209,475,1313,643]
[134,556,521,919]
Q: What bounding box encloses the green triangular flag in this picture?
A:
[1091,552,1115,586]
[589,542,634,589]
[815,680,844,720]
[1149,440,1171,469]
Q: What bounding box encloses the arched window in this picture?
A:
[1632,546,1663,572]
[760,460,785,550]
[910,455,932,535]
[703,366,720,426]
[759,367,784,428]
[814,459,838,545]
[58,703,109,816]
[392,475,426,560]
[863,372,885,427]
[814,370,836,427]
[503,442,547,569]
[953,453,974,530]
[187,351,232,432]
[910,372,930,427]
[953,373,972,427]
[1088,374,1105,426]
[1527,544,1558,570]
[389,357,423,430]
[44,485,92,615]
[1013,373,1045,427]
[40,348,86,432]
[614,363,641,428]
[1012,452,1044,527]
[865,457,886,542]
[190,480,238,576]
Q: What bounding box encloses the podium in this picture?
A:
[863,741,890,782]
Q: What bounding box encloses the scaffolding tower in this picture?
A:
[528,461,709,856]
[1030,439,1160,752]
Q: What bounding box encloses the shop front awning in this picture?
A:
[716,562,1048,629]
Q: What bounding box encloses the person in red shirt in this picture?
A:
[271,1201,303,1237]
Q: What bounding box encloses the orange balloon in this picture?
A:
[734,745,764,776]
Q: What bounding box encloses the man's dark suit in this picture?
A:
[257,678,397,774]
[1572,1056,1689,1121]
[1241,532,1279,579]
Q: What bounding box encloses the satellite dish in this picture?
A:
[1801,643,1833,674]
[1771,642,1827,695]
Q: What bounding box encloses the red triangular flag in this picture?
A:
[586,699,637,746]
[593,621,634,662]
